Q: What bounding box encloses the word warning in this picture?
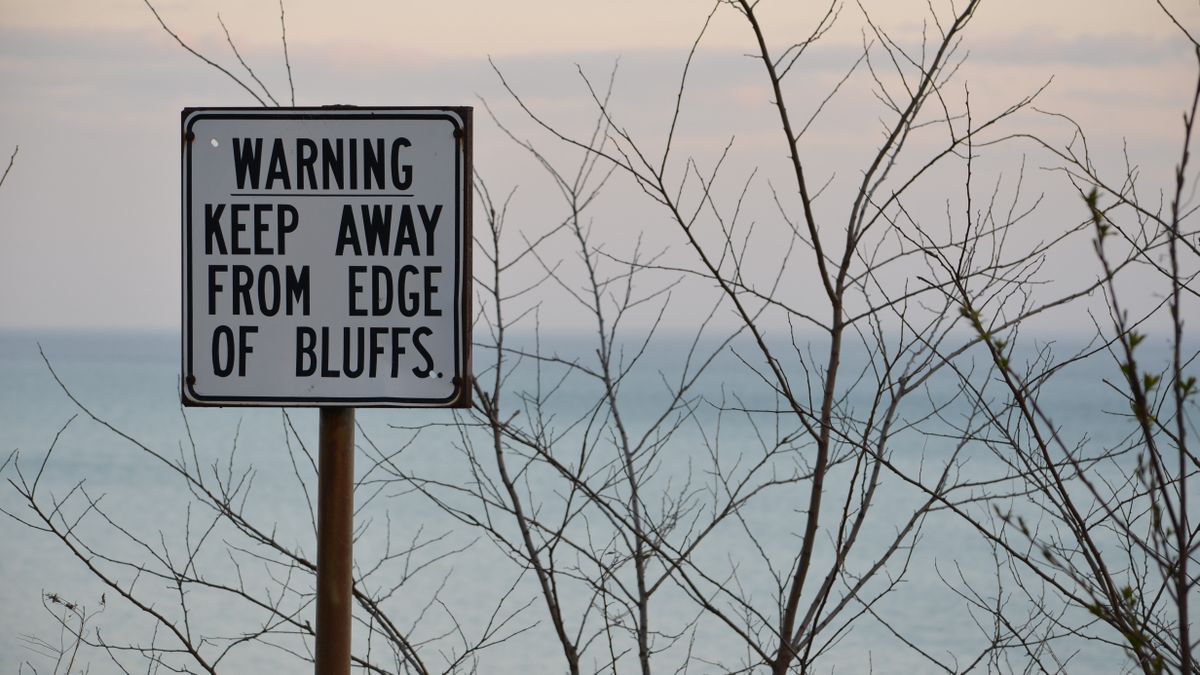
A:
[182,107,472,407]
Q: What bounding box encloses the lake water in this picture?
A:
[0,329,1171,673]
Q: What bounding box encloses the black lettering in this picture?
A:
[424,266,441,316]
[296,138,318,189]
[419,204,442,256]
[278,204,298,254]
[230,204,250,254]
[238,326,257,376]
[210,264,306,316]
[258,265,280,316]
[229,137,425,192]
[412,326,434,378]
[213,325,235,376]
[205,204,227,254]
[265,138,291,189]
[394,205,419,256]
[322,138,343,190]
[343,327,365,378]
[232,265,254,315]
[207,265,227,314]
[296,327,316,376]
[390,138,412,190]
[369,327,388,377]
[232,138,262,190]
[320,327,339,377]
[286,265,309,315]
[362,204,393,255]
[335,205,362,256]
[363,138,385,189]
[398,265,420,317]
[348,266,367,316]
[253,203,273,254]
[372,266,393,315]
[391,327,410,378]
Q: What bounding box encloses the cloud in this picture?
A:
[966,29,1191,67]
[1,11,1195,329]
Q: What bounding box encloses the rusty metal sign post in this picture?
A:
[316,407,355,673]
[181,107,472,674]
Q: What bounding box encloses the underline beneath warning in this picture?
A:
[229,192,414,198]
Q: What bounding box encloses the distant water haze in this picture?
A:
[0,329,1155,671]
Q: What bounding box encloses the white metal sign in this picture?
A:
[182,107,472,407]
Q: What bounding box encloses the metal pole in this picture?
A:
[315,406,355,675]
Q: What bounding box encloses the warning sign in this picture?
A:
[181,107,472,407]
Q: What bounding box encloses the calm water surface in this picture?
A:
[0,330,1151,672]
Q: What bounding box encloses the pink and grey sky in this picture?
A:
[0,0,1196,330]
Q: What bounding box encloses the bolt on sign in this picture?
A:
[182,107,472,407]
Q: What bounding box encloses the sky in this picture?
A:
[0,0,1197,331]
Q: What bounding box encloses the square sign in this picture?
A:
[182,107,472,407]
